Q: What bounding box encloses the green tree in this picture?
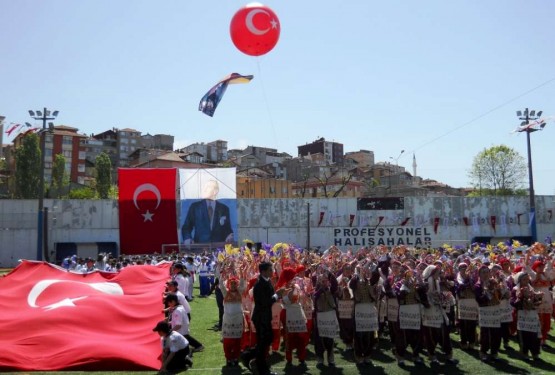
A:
[96,152,112,199]
[50,153,69,198]
[14,133,42,198]
[468,145,527,196]
[68,186,97,199]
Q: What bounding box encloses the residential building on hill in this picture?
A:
[141,133,174,151]
[345,149,374,168]
[13,125,87,185]
[298,137,344,165]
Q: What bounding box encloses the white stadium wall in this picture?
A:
[1,196,554,267]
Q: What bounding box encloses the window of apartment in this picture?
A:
[63,150,72,158]
[130,139,137,144]
[62,136,72,145]
[78,151,86,159]
[45,134,53,143]
[44,162,52,169]
[45,149,53,157]
[78,163,85,172]
[120,138,128,144]
[65,162,71,172]
[78,176,85,185]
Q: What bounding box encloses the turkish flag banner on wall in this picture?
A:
[0,260,170,371]
[118,168,178,254]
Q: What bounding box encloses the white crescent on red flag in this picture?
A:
[118,168,178,254]
[0,260,170,371]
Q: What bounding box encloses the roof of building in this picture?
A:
[53,130,87,138]
[54,125,79,132]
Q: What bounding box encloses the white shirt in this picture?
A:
[175,291,192,314]
[173,273,189,297]
[162,331,189,353]
[170,305,190,335]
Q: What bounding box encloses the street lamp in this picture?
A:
[517,108,541,243]
[29,107,59,261]
[387,150,404,193]
[390,149,405,166]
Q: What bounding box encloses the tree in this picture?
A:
[50,154,68,198]
[95,152,112,199]
[315,167,354,198]
[14,133,42,198]
[332,174,353,197]
[468,145,527,196]
[68,186,97,199]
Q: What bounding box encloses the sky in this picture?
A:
[1,0,554,195]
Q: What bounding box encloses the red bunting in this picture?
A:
[349,214,355,227]
[463,217,469,226]
[0,260,170,371]
[318,212,325,227]
[375,216,385,229]
[433,217,440,234]
[118,168,178,254]
[490,215,496,232]
[400,217,410,226]
[548,209,553,221]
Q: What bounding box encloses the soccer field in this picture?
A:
[1,276,554,375]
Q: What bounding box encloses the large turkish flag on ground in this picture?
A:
[0,260,170,371]
[118,168,178,254]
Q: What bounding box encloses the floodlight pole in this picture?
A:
[30,107,58,261]
[518,108,539,244]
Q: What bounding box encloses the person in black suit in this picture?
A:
[181,180,233,244]
[241,261,286,375]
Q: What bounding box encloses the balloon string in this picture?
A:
[256,57,279,152]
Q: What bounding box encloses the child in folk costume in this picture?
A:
[278,267,309,366]
[313,271,339,367]
[529,260,554,347]
[336,264,355,351]
[491,263,514,350]
[438,261,457,329]
[455,261,479,350]
[349,262,380,366]
[511,271,542,361]
[295,265,314,341]
[270,300,283,354]
[241,277,258,350]
[508,265,524,336]
[270,270,283,354]
[384,260,402,352]
[421,265,459,366]
[474,265,502,362]
[394,263,425,365]
[220,276,246,367]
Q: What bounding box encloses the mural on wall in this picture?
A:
[238,196,555,250]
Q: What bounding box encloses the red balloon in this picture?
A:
[230,3,280,56]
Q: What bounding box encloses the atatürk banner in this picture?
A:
[333,227,432,247]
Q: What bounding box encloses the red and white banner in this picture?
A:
[118,168,178,254]
[0,260,170,371]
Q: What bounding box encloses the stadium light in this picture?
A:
[29,108,59,261]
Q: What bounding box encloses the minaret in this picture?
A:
[412,153,417,185]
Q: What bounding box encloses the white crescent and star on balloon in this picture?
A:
[245,9,278,36]
[133,183,161,222]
